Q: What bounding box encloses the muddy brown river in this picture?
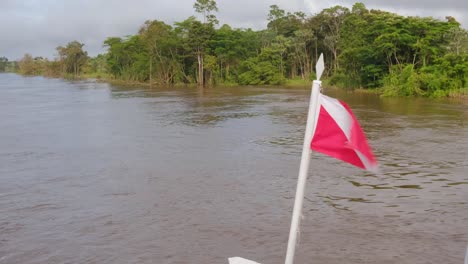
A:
[0,73,467,264]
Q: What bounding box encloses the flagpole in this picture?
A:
[284,79,321,264]
[465,245,468,264]
[285,54,324,264]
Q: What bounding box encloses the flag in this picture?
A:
[311,93,377,171]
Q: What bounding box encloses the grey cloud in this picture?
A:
[305,0,467,24]
[362,0,467,10]
[1,0,466,60]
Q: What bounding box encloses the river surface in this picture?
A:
[0,73,467,264]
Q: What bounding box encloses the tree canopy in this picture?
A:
[9,1,468,97]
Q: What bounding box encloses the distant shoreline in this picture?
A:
[4,71,466,101]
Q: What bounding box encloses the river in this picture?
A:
[0,73,467,264]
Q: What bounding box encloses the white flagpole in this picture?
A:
[284,54,324,264]
[464,245,468,264]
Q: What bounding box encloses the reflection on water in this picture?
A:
[0,73,467,264]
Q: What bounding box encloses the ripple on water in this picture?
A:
[0,75,467,264]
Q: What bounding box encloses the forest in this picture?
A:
[4,1,468,97]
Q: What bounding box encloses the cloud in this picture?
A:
[1,0,466,60]
[303,0,467,25]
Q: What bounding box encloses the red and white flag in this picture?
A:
[311,94,377,171]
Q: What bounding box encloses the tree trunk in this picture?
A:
[226,64,230,80]
[315,38,318,66]
[197,50,204,87]
[280,54,284,77]
[149,56,152,87]
[291,62,296,79]
[333,48,338,73]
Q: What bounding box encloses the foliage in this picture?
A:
[57,41,89,77]
[11,1,468,96]
[194,0,218,24]
[238,57,284,85]
[18,54,43,75]
[382,54,468,96]
[139,20,180,84]
[104,36,148,81]
[0,57,8,72]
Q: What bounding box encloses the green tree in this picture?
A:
[139,20,180,85]
[18,1,464,96]
[104,35,148,81]
[57,41,89,77]
[18,54,39,75]
[267,5,303,37]
[237,37,286,85]
[192,0,218,86]
[211,26,261,82]
[0,57,8,72]
[289,29,314,79]
[446,27,468,55]
[176,17,215,86]
[87,54,108,76]
[317,6,350,73]
[194,0,218,24]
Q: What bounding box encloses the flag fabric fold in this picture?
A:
[310,93,377,171]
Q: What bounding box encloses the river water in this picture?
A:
[0,73,467,264]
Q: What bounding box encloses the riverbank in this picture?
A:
[7,71,468,100]
[327,85,468,100]
[88,74,315,89]
[447,88,468,99]
[95,75,468,100]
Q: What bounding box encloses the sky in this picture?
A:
[1,0,467,60]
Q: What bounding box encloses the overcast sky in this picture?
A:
[1,0,467,60]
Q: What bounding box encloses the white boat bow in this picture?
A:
[228,257,261,264]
